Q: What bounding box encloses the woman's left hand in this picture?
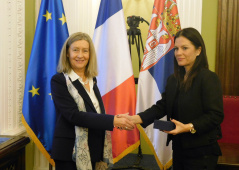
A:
[163,119,191,135]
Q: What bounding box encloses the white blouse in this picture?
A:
[68,70,101,114]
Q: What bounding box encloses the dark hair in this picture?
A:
[174,27,209,91]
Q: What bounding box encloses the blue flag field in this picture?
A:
[22,0,69,165]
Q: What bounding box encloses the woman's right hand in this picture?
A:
[113,113,135,130]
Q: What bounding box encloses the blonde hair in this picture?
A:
[57,32,98,78]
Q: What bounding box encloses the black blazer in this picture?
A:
[139,68,224,149]
[50,73,114,162]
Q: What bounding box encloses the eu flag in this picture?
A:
[22,0,68,165]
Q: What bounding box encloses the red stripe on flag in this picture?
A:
[102,75,140,159]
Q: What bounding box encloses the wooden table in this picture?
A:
[0,135,30,170]
[217,142,239,170]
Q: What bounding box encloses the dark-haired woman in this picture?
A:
[129,27,224,170]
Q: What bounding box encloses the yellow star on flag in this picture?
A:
[43,10,52,22]
[59,13,67,25]
[49,93,52,100]
[29,85,40,97]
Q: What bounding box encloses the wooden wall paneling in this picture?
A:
[217,0,227,93]
[234,1,239,95]
[216,0,239,95]
[232,0,237,95]
[226,0,233,95]
[236,1,239,95]
[216,0,222,75]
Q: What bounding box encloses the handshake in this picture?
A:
[113,113,185,135]
[113,113,142,131]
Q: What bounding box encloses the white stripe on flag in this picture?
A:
[136,70,172,166]
[94,10,133,96]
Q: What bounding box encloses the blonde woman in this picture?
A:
[51,32,134,170]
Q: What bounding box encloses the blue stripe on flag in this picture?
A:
[148,49,174,93]
[95,0,122,29]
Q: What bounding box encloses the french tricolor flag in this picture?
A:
[93,0,140,163]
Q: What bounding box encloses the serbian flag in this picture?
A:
[136,0,181,169]
[93,0,140,163]
[22,0,69,166]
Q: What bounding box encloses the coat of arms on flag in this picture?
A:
[141,0,180,72]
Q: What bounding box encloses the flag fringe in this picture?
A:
[21,115,55,166]
[113,140,140,164]
[136,124,172,170]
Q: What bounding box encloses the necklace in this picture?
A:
[79,76,89,85]
[82,78,89,85]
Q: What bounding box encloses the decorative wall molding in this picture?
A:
[16,0,25,131]
[0,0,25,136]
[7,0,14,134]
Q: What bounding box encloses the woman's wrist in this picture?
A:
[132,115,143,124]
[113,115,119,127]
